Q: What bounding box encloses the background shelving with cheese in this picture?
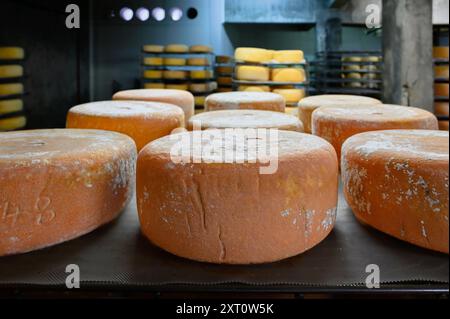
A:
[433,26,449,131]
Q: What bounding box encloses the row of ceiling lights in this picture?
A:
[119,7,190,22]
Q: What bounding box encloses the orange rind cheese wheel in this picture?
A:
[205,92,285,112]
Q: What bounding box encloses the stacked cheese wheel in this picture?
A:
[433,46,449,131]
[205,92,286,113]
[341,55,381,90]
[0,47,26,131]
[215,55,233,93]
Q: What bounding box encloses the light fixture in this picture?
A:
[169,7,183,21]
[119,7,134,21]
[136,7,150,22]
[152,7,166,21]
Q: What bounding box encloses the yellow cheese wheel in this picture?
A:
[0,47,25,60]
[163,70,188,79]
[312,104,439,161]
[273,50,304,64]
[144,83,165,89]
[194,95,206,107]
[206,92,285,112]
[235,47,273,63]
[0,116,26,131]
[361,56,381,63]
[0,99,23,115]
[342,65,361,72]
[143,70,163,79]
[433,46,449,59]
[187,58,210,66]
[342,56,363,63]
[272,89,306,104]
[164,58,187,66]
[165,44,189,53]
[0,83,24,97]
[435,65,449,79]
[143,57,163,66]
[188,109,304,132]
[238,85,271,93]
[190,70,213,79]
[0,65,24,79]
[271,68,305,83]
[165,83,189,90]
[435,102,449,116]
[298,95,382,133]
[189,82,216,93]
[215,66,233,74]
[435,83,449,97]
[143,45,164,53]
[0,129,136,256]
[342,130,449,253]
[236,66,270,81]
[137,130,338,264]
[190,45,212,53]
[217,76,232,86]
[67,101,184,151]
[347,72,362,80]
[113,89,195,124]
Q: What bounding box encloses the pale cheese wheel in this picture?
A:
[143,45,164,53]
[238,85,271,93]
[0,129,136,256]
[272,89,305,104]
[190,45,212,53]
[165,44,189,53]
[435,83,449,98]
[236,66,270,81]
[235,47,273,63]
[271,68,305,83]
[190,70,213,79]
[0,99,23,115]
[0,47,25,60]
[189,82,216,93]
[312,104,439,162]
[163,70,188,79]
[361,56,381,63]
[0,65,24,79]
[435,65,449,79]
[272,50,304,64]
[188,109,304,132]
[67,101,184,151]
[164,58,187,66]
[205,92,285,112]
[298,95,382,133]
[113,89,195,123]
[342,130,449,254]
[144,83,165,89]
[217,76,232,86]
[435,102,449,116]
[433,46,449,59]
[439,121,449,131]
[187,58,210,66]
[0,116,26,131]
[143,70,163,79]
[165,83,189,90]
[137,130,338,264]
[347,72,362,79]
[143,57,163,66]
[0,83,24,97]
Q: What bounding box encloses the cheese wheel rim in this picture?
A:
[205,92,286,112]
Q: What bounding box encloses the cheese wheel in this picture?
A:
[0,129,136,256]
[286,106,299,117]
[236,66,270,81]
[272,89,305,104]
[189,82,216,93]
[217,76,232,86]
[271,68,305,83]
[215,66,233,74]
[143,45,164,53]
[0,83,24,97]
[298,95,382,134]
[187,58,210,66]
[143,70,163,79]
[0,116,26,131]
[164,58,186,66]
[439,121,449,131]
[67,101,184,151]
[143,57,163,66]
[216,55,232,64]
[206,92,285,112]
[342,56,363,63]
[435,83,449,98]
[163,70,188,79]
[217,88,233,93]
[0,65,23,79]
[347,72,362,80]
[194,95,206,107]
[165,83,189,90]
[188,109,303,132]
[0,47,25,60]
[190,70,213,79]
[435,65,449,79]
[312,104,439,161]
[342,130,449,254]
[273,50,304,64]
[190,45,212,53]
[238,85,271,93]
[113,89,195,123]
[435,102,449,116]
[433,46,449,59]
[235,47,273,63]
[144,83,165,89]
[0,99,23,115]
[137,130,338,264]
[361,56,381,63]
[342,65,361,72]
[165,44,189,53]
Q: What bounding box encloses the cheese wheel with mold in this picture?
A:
[342,130,449,254]
[0,129,137,256]
[67,101,184,151]
[312,104,439,162]
[188,109,304,132]
[205,92,285,112]
[113,89,195,124]
[0,47,25,60]
[137,130,338,264]
[298,95,382,133]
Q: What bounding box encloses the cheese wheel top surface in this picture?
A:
[298,94,381,110]
[205,92,285,112]
[188,110,304,132]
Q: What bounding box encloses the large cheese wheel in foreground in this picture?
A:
[113,89,195,124]
[342,130,449,254]
[67,101,184,151]
[188,109,304,132]
[137,130,338,264]
[298,95,382,133]
[313,104,439,162]
[205,92,285,112]
[0,129,137,256]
